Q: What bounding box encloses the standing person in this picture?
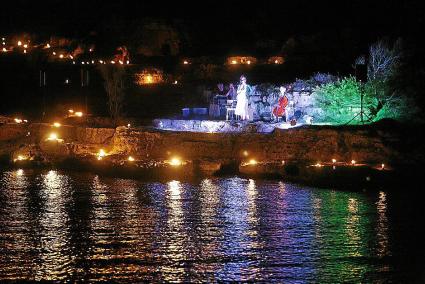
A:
[235,75,252,120]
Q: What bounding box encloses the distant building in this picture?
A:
[226,56,257,65]
[134,68,165,85]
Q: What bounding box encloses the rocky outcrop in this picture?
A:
[75,127,115,144]
[1,119,423,179]
[111,125,414,165]
[0,123,27,141]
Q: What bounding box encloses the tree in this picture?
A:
[98,65,126,125]
[366,39,414,121]
[367,39,402,81]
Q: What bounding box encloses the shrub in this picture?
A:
[313,77,374,124]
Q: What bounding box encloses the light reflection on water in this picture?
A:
[0,169,424,282]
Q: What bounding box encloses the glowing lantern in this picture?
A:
[243,150,248,156]
[14,118,23,123]
[59,54,64,58]
[17,41,22,46]
[47,133,59,141]
[97,149,106,160]
[53,122,61,127]
[173,80,178,84]
[281,160,285,165]
[351,160,356,165]
[247,60,251,65]
[231,60,237,64]
[128,156,135,162]
[111,60,115,64]
[68,109,74,114]
[183,60,189,65]
[119,60,123,65]
[72,61,75,64]
[99,60,103,64]
[126,60,130,64]
[275,60,278,64]
[13,155,27,162]
[2,47,6,52]
[332,159,336,163]
[127,123,131,128]
[75,112,83,117]
[169,157,182,166]
[46,43,50,48]
[381,163,385,169]
[23,49,27,54]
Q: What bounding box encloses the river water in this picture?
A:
[0,169,424,283]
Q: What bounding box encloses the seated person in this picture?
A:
[272,86,289,122]
[226,83,236,100]
[216,83,227,97]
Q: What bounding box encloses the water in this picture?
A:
[0,169,424,283]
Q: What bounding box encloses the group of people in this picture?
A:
[214,75,290,122]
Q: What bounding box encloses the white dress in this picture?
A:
[235,84,249,120]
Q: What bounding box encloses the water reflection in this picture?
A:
[35,170,73,281]
[376,191,389,258]
[0,170,412,282]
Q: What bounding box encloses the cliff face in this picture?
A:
[111,126,407,165]
[0,121,422,167]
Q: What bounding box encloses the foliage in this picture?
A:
[314,77,418,124]
[311,72,339,85]
[98,65,126,125]
[291,73,339,92]
[312,39,419,124]
[314,77,371,123]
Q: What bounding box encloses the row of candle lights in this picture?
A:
[242,150,386,170]
[1,37,132,65]
[3,38,281,66]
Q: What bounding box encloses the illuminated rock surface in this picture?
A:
[1,119,423,180]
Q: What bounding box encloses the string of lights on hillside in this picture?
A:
[2,36,285,67]
[1,36,130,65]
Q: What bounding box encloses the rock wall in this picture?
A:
[1,121,422,167]
[112,125,416,165]
[0,123,27,141]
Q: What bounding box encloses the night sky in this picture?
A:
[2,0,424,53]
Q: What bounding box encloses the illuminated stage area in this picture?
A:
[152,119,315,133]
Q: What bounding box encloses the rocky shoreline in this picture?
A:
[1,118,423,188]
